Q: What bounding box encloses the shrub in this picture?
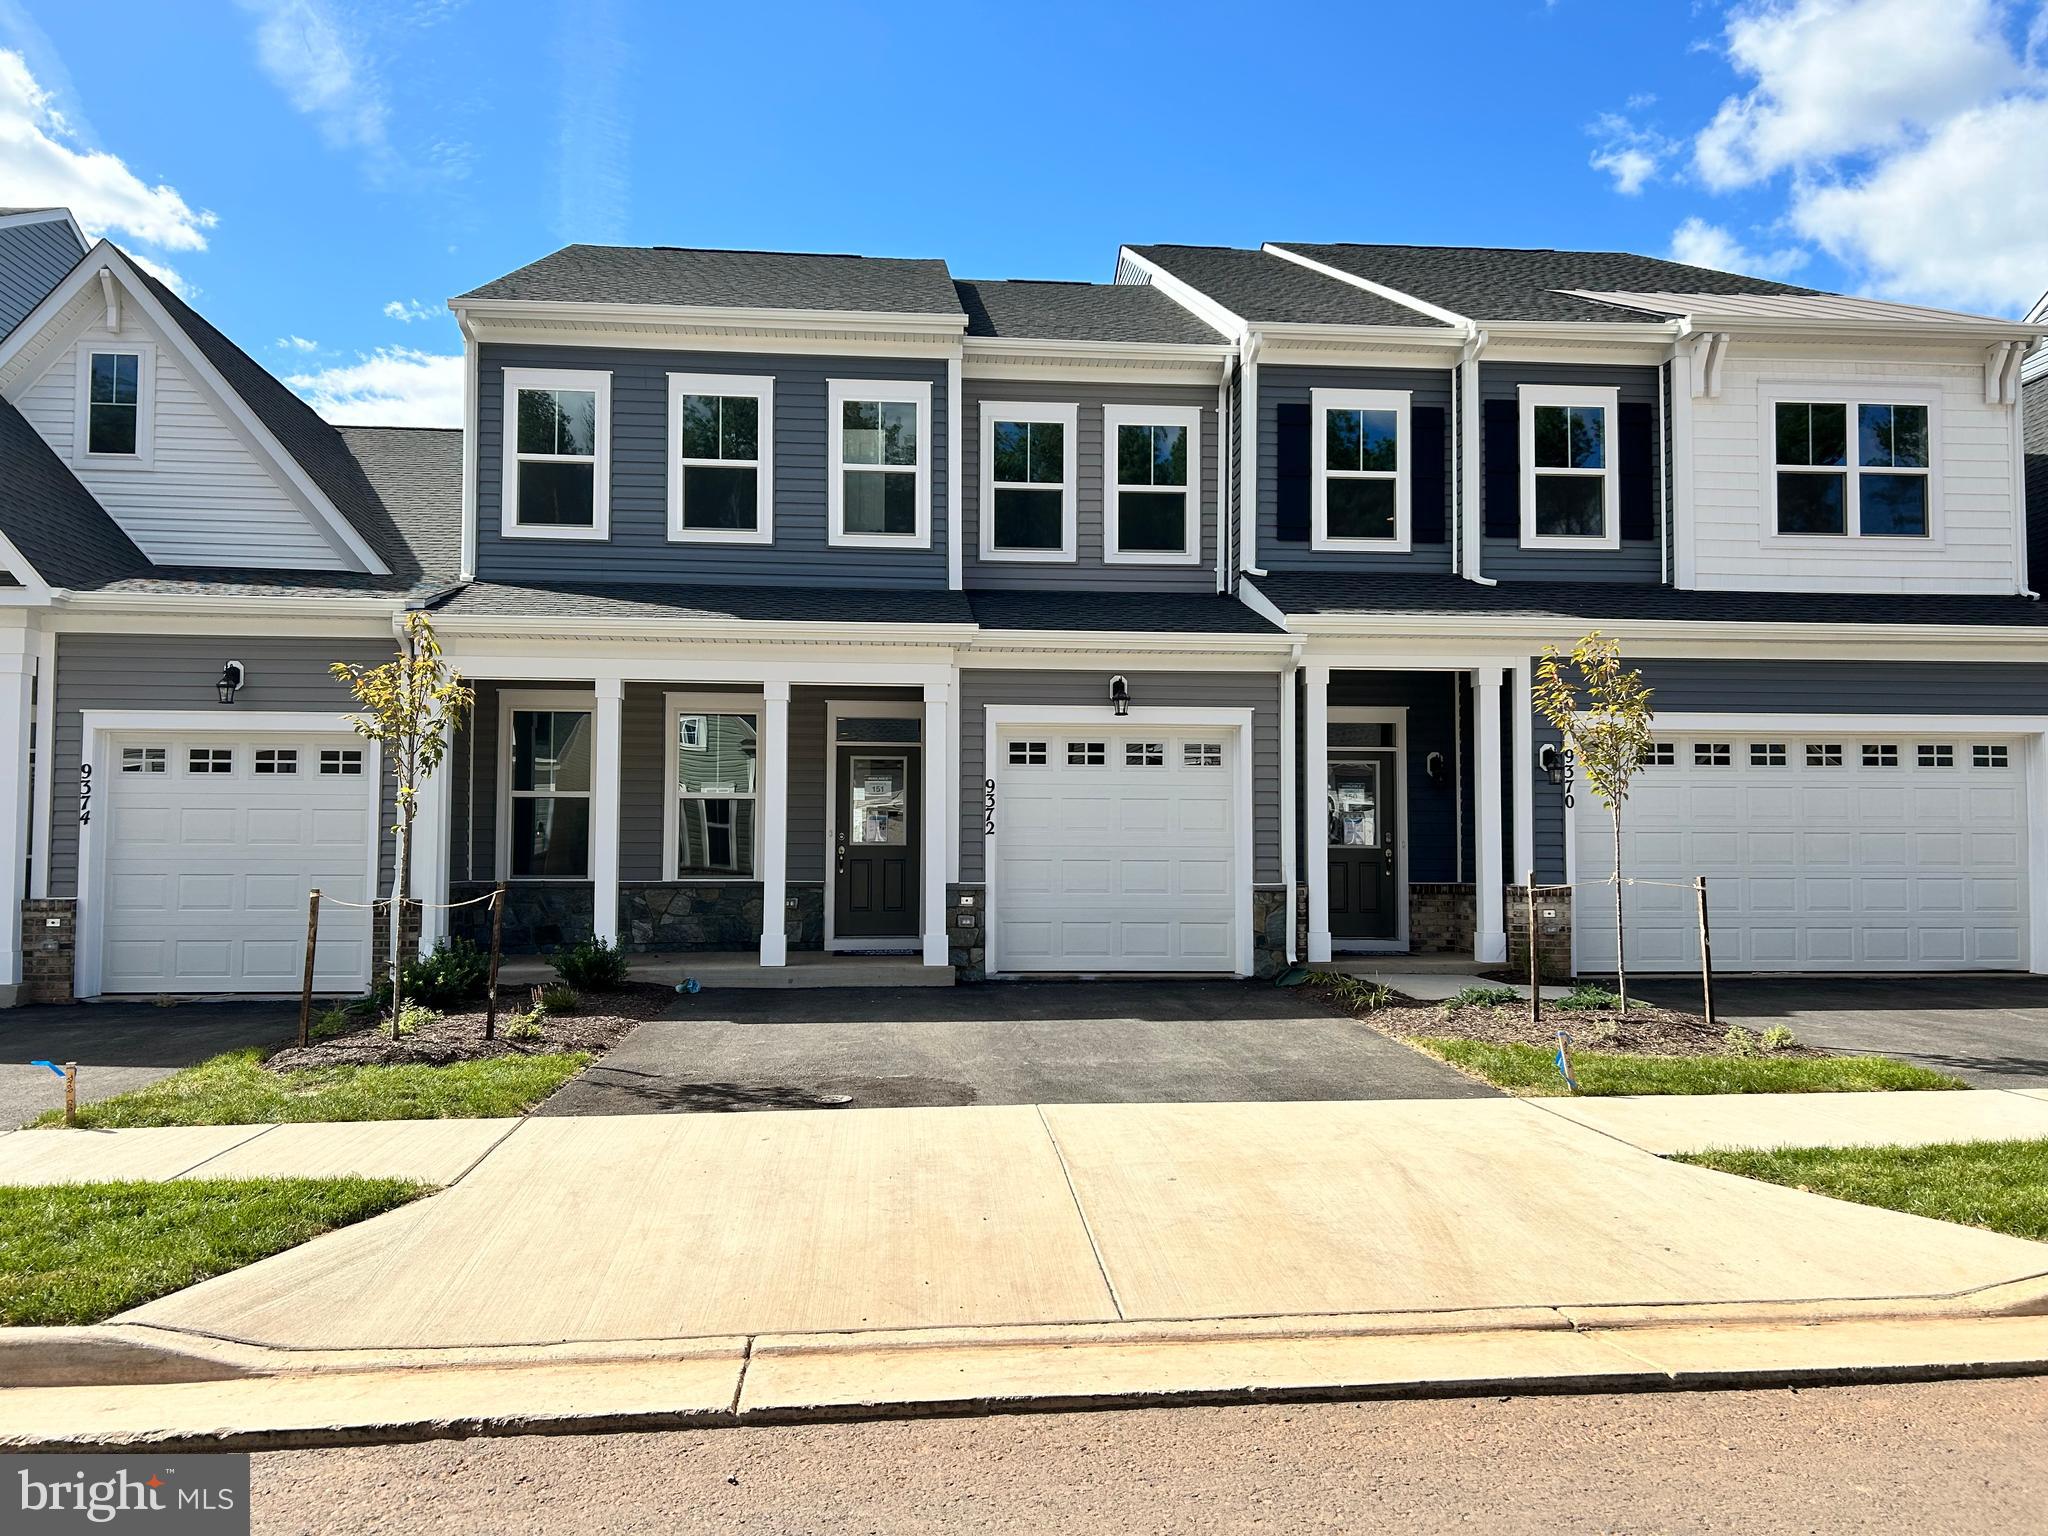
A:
[1560,983,1623,1011]
[403,938,492,1009]
[1761,1024,1799,1053]
[551,937,630,991]
[1723,1025,1763,1059]
[310,1007,353,1042]
[388,1001,441,1039]
[1447,984,1521,1009]
[503,1008,546,1042]
[1316,973,1395,1012]
[533,982,580,1016]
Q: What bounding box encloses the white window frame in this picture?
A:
[666,372,774,545]
[827,377,932,549]
[73,340,155,470]
[662,691,765,882]
[1310,387,1410,553]
[1104,402,1204,566]
[501,367,611,542]
[1518,384,1620,551]
[1761,382,1943,545]
[978,399,1077,563]
[496,689,596,882]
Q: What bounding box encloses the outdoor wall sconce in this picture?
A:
[216,660,245,705]
[1538,742,1564,785]
[1108,674,1130,717]
[1424,751,1447,786]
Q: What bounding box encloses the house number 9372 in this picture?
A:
[983,778,996,835]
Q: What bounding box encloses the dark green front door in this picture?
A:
[835,746,919,940]
[1328,751,1398,942]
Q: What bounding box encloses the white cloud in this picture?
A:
[1668,216,1812,280]
[1693,0,2024,189]
[381,297,442,323]
[1792,94,2048,308]
[0,48,215,250]
[236,0,389,160]
[277,334,319,352]
[1588,109,1676,194]
[288,347,461,427]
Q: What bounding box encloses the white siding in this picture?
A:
[9,286,347,570]
[1689,345,2021,594]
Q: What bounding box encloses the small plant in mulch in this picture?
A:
[1314,973,1398,1013]
[263,983,675,1072]
[551,938,631,992]
[534,982,580,1016]
[1558,982,1626,1011]
[503,1007,547,1043]
[387,1001,441,1039]
[1446,984,1521,1009]
[1723,1024,1801,1059]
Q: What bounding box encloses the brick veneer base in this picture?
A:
[20,898,76,1004]
[1506,884,1574,982]
[1409,883,1476,955]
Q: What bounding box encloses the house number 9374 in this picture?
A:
[77,761,92,826]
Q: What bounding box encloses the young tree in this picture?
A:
[331,612,473,1025]
[1533,632,1656,1009]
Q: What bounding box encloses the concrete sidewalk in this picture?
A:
[0,1119,523,1186]
[1534,1087,2048,1155]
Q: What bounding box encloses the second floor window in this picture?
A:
[86,351,142,456]
[669,374,773,543]
[1772,396,1933,539]
[981,401,1076,561]
[1519,385,1618,549]
[1310,388,1408,551]
[1106,403,1201,563]
[829,379,931,547]
[504,369,610,539]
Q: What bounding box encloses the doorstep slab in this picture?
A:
[177,1118,524,1184]
[1530,1089,2048,1156]
[0,1125,272,1185]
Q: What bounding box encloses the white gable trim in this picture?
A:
[0,527,53,600]
[0,244,388,576]
[0,209,87,250]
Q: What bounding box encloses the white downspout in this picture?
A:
[1460,329,1493,585]
[1215,367,1230,594]
[1241,332,1265,576]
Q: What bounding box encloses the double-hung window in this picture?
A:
[829,379,931,546]
[1310,388,1409,551]
[76,343,152,466]
[1771,393,1934,539]
[503,700,593,879]
[1519,385,1619,549]
[979,401,1076,560]
[1104,403,1201,564]
[668,373,772,543]
[666,696,759,879]
[502,368,610,539]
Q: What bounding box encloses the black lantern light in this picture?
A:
[1538,742,1565,786]
[1108,674,1130,717]
[216,660,245,705]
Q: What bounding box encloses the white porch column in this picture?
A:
[758,680,790,967]
[590,677,623,947]
[414,743,452,955]
[922,679,952,967]
[1304,660,1331,962]
[1474,665,1506,964]
[0,630,31,1002]
[1510,658,1534,890]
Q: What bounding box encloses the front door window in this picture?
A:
[1329,761,1380,849]
[850,755,908,846]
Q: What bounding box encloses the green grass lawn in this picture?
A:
[1679,1140,2048,1242]
[0,1177,425,1325]
[33,1048,590,1128]
[1409,1038,1967,1096]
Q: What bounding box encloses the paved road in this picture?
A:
[1635,974,2048,1088]
[252,1377,2048,1534]
[538,980,1492,1113]
[0,1000,298,1127]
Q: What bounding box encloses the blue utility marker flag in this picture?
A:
[1553,1032,1580,1093]
[30,1059,64,1076]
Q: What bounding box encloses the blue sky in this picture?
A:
[4,0,2044,424]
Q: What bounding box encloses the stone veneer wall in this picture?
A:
[449,881,822,955]
[449,882,595,953]
[1253,886,1289,979]
[1409,883,1476,955]
[947,883,986,982]
[20,898,76,1004]
[785,882,825,952]
[1506,883,1574,982]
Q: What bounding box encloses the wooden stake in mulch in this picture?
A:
[1696,874,1717,1029]
[63,1060,77,1126]
[484,882,506,1042]
[297,888,322,1047]
[1526,868,1542,1032]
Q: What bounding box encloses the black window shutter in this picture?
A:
[1618,400,1655,542]
[1410,406,1447,544]
[1481,398,1519,538]
[1274,401,1310,542]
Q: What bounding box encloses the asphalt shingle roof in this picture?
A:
[1272,243,1821,324]
[955,279,1227,346]
[431,581,975,626]
[1124,245,1445,328]
[1248,572,2048,629]
[968,589,1283,635]
[0,397,149,587]
[459,245,963,316]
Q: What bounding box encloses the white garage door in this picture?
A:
[993,726,1240,973]
[99,734,378,993]
[1576,734,2028,973]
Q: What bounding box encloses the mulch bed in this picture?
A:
[263,982,677,1070]
[1311,979,1825,1059]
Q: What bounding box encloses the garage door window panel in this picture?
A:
[188,748,234,775]
[508,709,593,880]
[121,746,166,774]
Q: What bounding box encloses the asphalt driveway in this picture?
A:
[1633,974,2048,1088]
[0,1000,298,1127]
[537,980,1494,1115]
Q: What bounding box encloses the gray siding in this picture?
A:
[961,379,1217,591]
[475,344,951,588]
[0,219,81,338]
[1528,658,2048,881]
[1258,364,1456,573]
[50,633,397,898]
[959,667,1284,884]
[1481,361,1661,583]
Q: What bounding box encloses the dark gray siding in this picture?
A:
[958,667,1284,883]
[1329,671,1473,883]
[475,344,951,587]
[0,219,81,338]
[50,633,397,898]
[1481,362,1661,583]
[961,379,1217,591]
[1528,657,2048,881]
[1258,364,1455,573]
